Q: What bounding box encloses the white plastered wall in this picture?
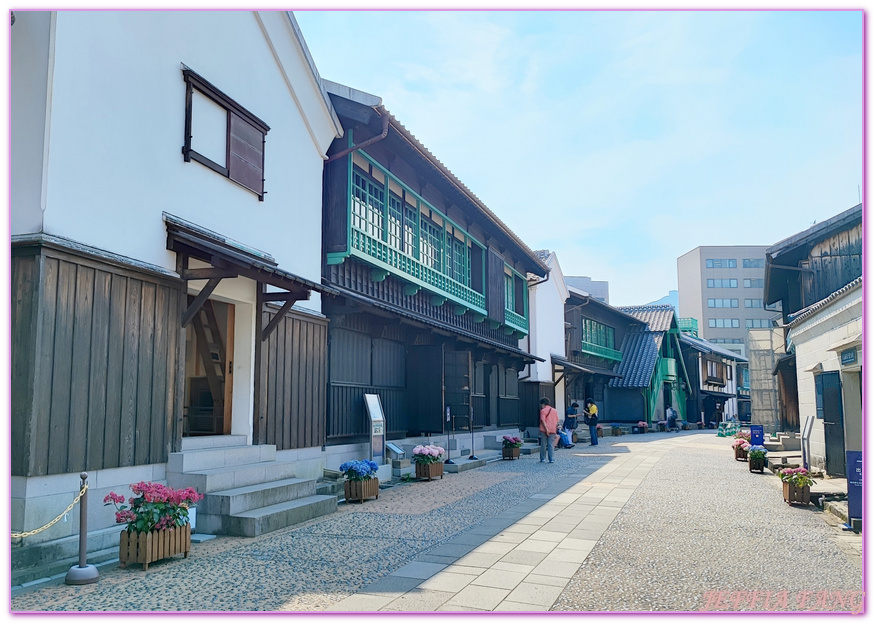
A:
[789,288,862,472]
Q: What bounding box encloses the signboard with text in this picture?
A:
[750,425,764,446]
[847,451,862,521]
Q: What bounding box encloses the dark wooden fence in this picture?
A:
[12,245,182,477]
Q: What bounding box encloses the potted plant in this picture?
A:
[747,445,768,473]
[412,445,445,480]
[501,436,523,460]
[104,482,202,570]
[657,420,667,432]
[596,423,603,438]
[634,421,647,434]
[781,467,816,505]
[339,459,380,503]
[732,438,750,461]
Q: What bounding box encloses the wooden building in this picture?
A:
[607,305,692,425]
[557,286,634,423]
[764,204,862,478]
[321,82,547,448]
[679,330,746,427]
[11,11,344,577]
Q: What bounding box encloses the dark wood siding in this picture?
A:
[806,223,863,305]
[486,247,506,324]
[11,246,182,477]
[328,258,517,348]
[520,382,554,429]
[407,344,444,434]
[323,156,350,256]
[262,307,328,451]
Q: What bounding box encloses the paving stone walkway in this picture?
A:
[11,431,862,613]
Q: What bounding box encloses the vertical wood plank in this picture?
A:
[262,320,280,446]
[150,285,169,464]
[293,318,304,450]
[170,288,184,453]
[11,254,38,476]
[86,270,112,471]
[282,317,293,450]
[32,255,59,475]
[253,284,265,446]
[119,279,142,468]
[135,283,156,465]
[68,265,95,473]
[47,260,76,475]
[103,274,127,469]
[303,318,314,448]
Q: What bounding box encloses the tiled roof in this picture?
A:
[534,249,551,263]
[680,333,748,363]
[617,305,677,332]
[608,331,664,388]
[788,276,862,326]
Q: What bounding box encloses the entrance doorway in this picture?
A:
[183,298,234,436]
[816,371,846,477]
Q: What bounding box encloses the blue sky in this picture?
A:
[295,9,863,306]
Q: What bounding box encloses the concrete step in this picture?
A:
[12,546,119,588]
[316,480,344,499]
[218,495,337,537]
[198,478,316,516]
[168,444,277,473]
[11,525,122,587]
[167,460,297,493]
[180,434,248,451]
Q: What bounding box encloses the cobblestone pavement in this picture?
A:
[10,431,862,614]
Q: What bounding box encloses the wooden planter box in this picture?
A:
[345,478,379,503]
[611,427,622,436]
[749,457,766,473]
[783,482,811,505]
[734,447,748,461]
[119,524,191,571]
[415,461,445,480]
[597,429,603,438]
[502,447,521,460]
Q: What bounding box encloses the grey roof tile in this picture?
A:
[616,304,676,332]
[609,331,664,388]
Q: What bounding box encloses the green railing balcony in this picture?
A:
[505,308,528,333]
[350,227,487,313]
[678,317,698,336]
[580,341,622,361]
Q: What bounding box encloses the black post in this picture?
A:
[65,473,99,585]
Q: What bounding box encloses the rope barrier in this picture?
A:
[11,482,89,539]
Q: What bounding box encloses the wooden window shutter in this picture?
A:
[486,247,506,324]
[229,112,265,199]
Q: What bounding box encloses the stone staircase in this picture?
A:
[166,435,336,538]
[763,432,801,452]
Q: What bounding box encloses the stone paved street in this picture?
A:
[11,431,862,614]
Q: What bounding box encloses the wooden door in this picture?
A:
[445,350,472,432]
[817,372,846,477]
[407,344,444,434]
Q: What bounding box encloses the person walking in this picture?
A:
[539,397,559,463]
[584,398,599,446]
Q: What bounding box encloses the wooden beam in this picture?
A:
[180,267,238,281]
[182,277,222,327]
[261,295,306,342]
[262,290,309,303]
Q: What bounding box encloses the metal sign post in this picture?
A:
[444,407,455,464]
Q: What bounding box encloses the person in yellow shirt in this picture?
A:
[584,398,599,446]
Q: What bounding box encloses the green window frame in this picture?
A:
[351,167,384,240]
[504,273,514,311]
[419,216,443,271]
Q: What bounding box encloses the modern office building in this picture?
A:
[677,246,780,358]
[565,276,609,304]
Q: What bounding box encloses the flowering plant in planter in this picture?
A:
[747,445,768,460]
[731,438,748,449]
[339,459,379,481]
[781,467,816,488]
[412,445,445,464]
[596,424,603,430]
[637,421,647,428]
[734,430,752,441]
[502,435,523,449]
[104,482,202,533]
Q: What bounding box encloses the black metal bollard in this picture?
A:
[65,473,99,585]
